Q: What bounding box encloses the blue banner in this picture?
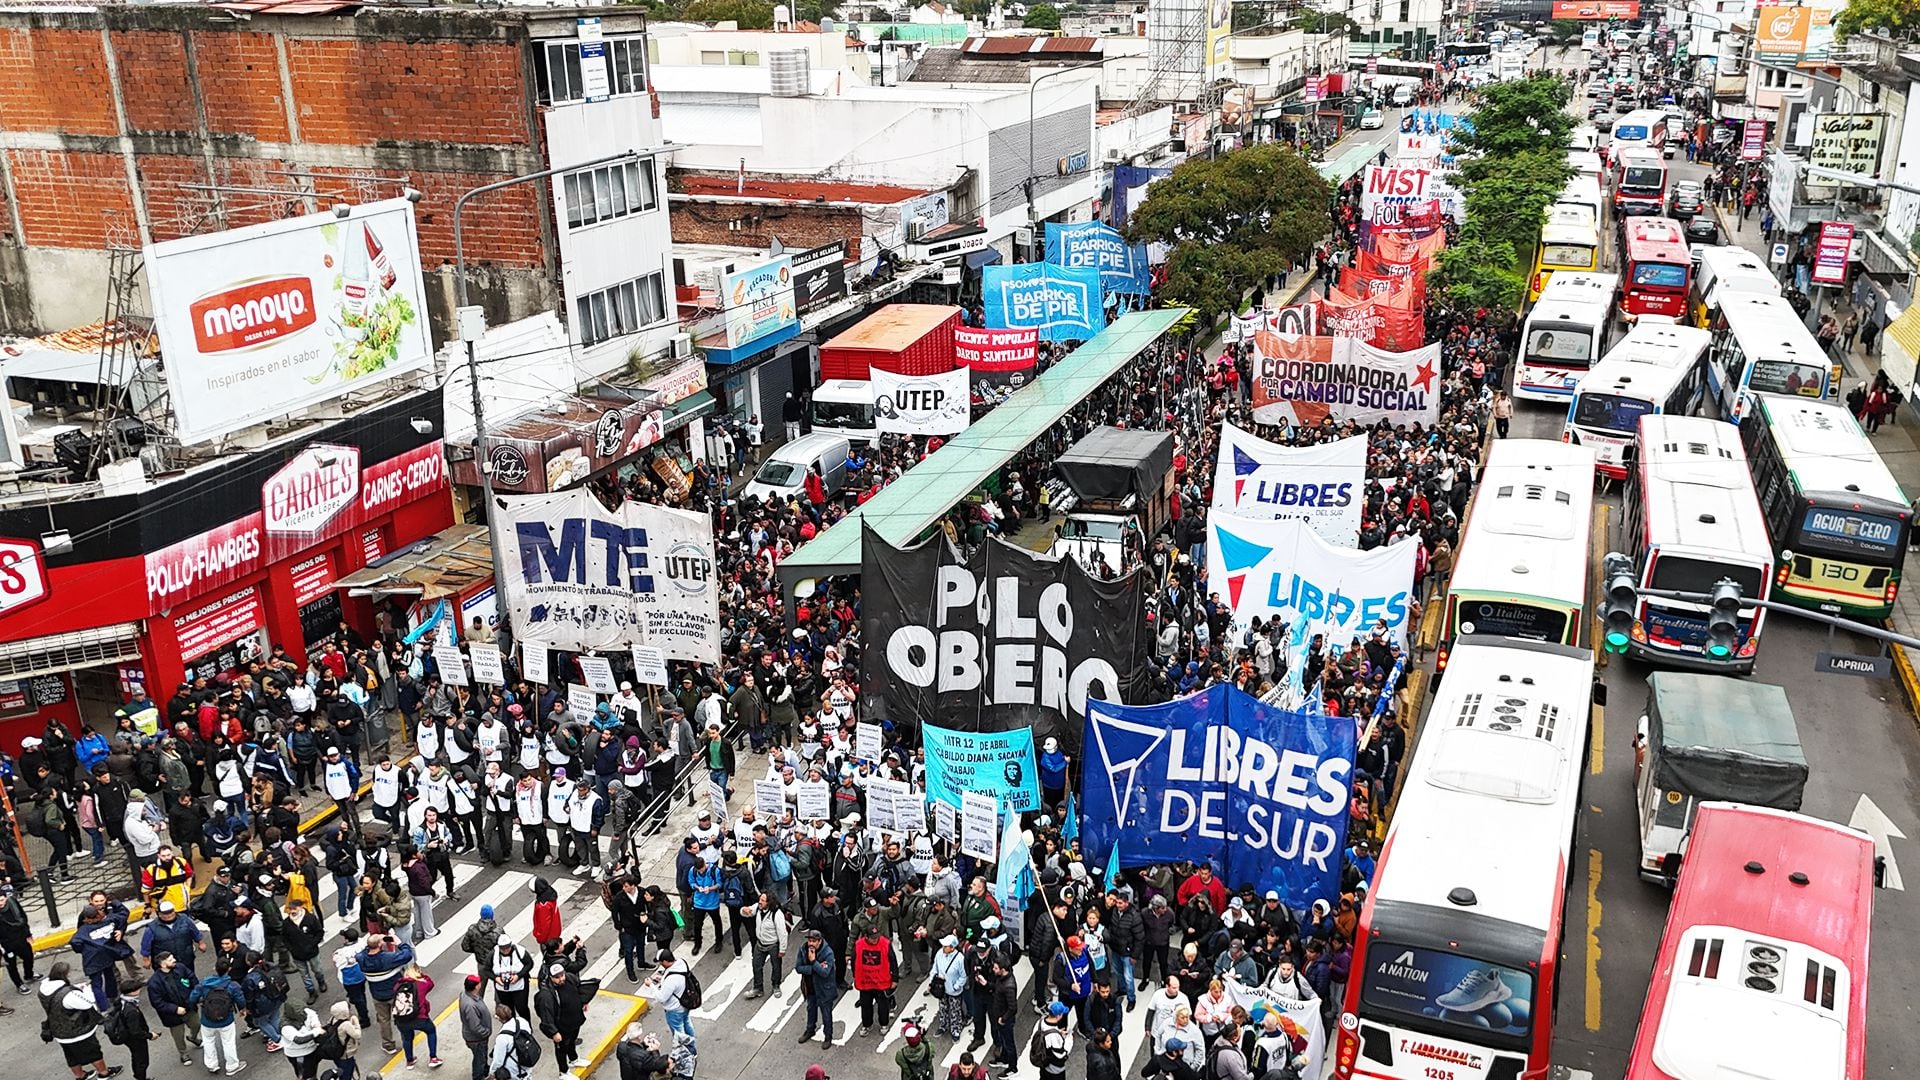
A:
[983,263,1107,342]
[1044,222,1152,296]
[1078,683,1356,909]
[923,724,1043,813]
[1111,165,1172,228]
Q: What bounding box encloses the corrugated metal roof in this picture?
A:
[961,35,1102,55]
[906,49,1035,83]
[211,0,361,14]
[676,174,934,203]
[820,303,959,353]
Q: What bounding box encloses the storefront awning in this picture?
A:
[450,391,665,496]
[333,523,493,601]
[0,623,143,680]
[964,248,1003,270]
[661,390,717,433]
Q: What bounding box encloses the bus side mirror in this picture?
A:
[1591,679,1608,708]
[1660,851,1682,888]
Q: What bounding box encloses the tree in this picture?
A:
[683,0,776,26]
[1126,144,1332,320]
[1023,2,1061,29]
[1544,19,1586,46]
[1835,0,1920,41]
[1450,74,1575,158]
[1298,8,1357,35]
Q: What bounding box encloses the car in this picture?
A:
[1360,107,1385,129]
[1614,97,1636,113]
[1685,217,1722,246]
[1594,115,1616,134]
[1669,181,1704,218]
[1587,82,1603,96]
[1590,102,1611,119]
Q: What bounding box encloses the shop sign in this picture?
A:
[0,536,49,619]
[639,360,708,408]
[361,527,386,564]
[0,673,68,719]
[173,584,265,661]
[264,445,361,536]
[721,255,797,349]
[290,552,335,606]
[1808,113,1884,176]
[791,241,849,314]
[1813,221,1854,285]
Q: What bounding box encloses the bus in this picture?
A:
[1611,108,1672,155]
[1625,803,1874,1080]
[1741,396,1913,620]
[1563,323,1712,476]
[1527,219,1602,302]
[1518,272,1618,401]
[1689,246,1780,329]
[1614,147,1669,217]
[1437,440,1596,673]
[1554,174,1605,230]
[1707,293,1830,420]
[1617,415,1773,671]
[1620,216,1692,322]
[1336,636,1595,1080]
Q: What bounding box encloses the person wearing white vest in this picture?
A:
[443,716,474,769]
[448,771,480,853]
[418,763,452,817]
[482,762,515,867]
[566,785,603,878]
[474,717,507,764]
[546,770,577,868]
[415,716,442,764]
[322,746,362,835]
[611,684,644,724]
[369,756,412,832]
[513,774,549,866]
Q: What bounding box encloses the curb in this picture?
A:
[374,991,647,1078]
[1886,619,1920,728]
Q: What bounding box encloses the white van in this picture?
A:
[743,432,851,504]
[809,379,878,445]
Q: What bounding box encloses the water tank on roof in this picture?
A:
[769,48,812,96]
[774,2,791,27]
[821,16,837,31]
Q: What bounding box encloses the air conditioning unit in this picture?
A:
[906,216,929,242]
[1103,147,1125,163]
[670,333,694,360]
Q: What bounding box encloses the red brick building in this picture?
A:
[668,173,938,269]
[0,2,652,340]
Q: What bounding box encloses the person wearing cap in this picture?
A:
[1033,1001,1074,1080]
[140,844,193,915]
[793,930,838,1047]
[1255,891,1297,944]
[850,921,898,1037]
[894,1023,934,1080]
[1049,936,1095,1037]
[146,950,200,1066]
[282,896,328,998]
[928,935,968,1038]
[1213,938,1258,985]
[319,746,361,836]
[685,847,723,954]
[140,899,205,975]
[454,974,493,1080]
[533,961,584,1072]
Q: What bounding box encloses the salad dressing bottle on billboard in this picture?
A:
[364,223,398,291]
[340,221,372,340]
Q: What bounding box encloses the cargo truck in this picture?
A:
[1048,427,1176,572]
[811,304,961,445]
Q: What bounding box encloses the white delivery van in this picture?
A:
[743,432,851,504]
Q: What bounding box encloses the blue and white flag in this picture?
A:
[923,724,1043,813]
[1079,683,1356,909]
[983,262,1107,342]
[1044,222,1152,296]
[996,812,1035,910]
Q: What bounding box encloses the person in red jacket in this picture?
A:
[531,878,561,949]
[804,466,827,512]
[850,925,897,1038]
[1175,865,1227,914]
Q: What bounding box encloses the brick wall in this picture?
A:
[0,28,118,136]
[286,39,530,147]
[194,30,290,141]
[670,201,867,264]
[6,150,135,249]
[111,30,196,134]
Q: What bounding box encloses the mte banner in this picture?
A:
[494,487,721,662]
[1209,424,1365,547]
[1044,221,1152,296]
[1207,512,1418,645]
[922,723,1043,813]
[984,263,1107,342]
[1248,334,1440,429]
[872,367,971,435]
[1079,683,1355,909]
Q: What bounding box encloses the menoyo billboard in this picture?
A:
[145,199,433,444]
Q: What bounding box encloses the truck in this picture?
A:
[812,304,962,445]
[1047,427,1176,573]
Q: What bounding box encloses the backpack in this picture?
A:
[718,872,746,908]
[200,984,236,1024]
[1027,1024,1050,1069]
[769,848,792,882]
[675,969,703,1010]
[102,1000,140,1046]
[20,801,46,838]
[511,1026,542,1068]
[315,1020,346,1061]
[392,982,420,1021]
[258,967,290,1002]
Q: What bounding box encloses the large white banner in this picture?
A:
[1248,337,1441,430]
[145,198,432,443]
[1360,163,1437,222]
[872,367,970,435]
[1207,512,1418,646]
[494,487,720,662]
[1210,424,1365,547]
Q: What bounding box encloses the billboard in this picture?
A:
[1753,4,1833,62]
[721,255,797,348]
[1549,0,1640,16]
[1809,113,1885,176]
[145,198,433,444]
[1812,221,1854,285]
[1205,0,1231,73]
[791,241,848,313]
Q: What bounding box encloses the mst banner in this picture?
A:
[1080,683,1355,909]
[955,327,1039,408]
[1249,334,1440,429]
[923,723,1042,813]
[495,487,720,662]
[1208,512,1418,645]
[872,367,970,436]
[983,263,1107,343]
[860,524,1146,753]
[1210,424,1364,547]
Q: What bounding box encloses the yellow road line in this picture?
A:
[379,998,461,1074]
[1585,847,1603,1033]
[1590,701,1605,776]
[377,990,649,1078]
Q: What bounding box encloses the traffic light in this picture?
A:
[1600,552,1638,654]
[1705,578,1743,659]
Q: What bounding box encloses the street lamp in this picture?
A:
[1027,59,1106,230]
[451,150,642,636]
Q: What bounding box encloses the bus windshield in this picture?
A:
[1574,392,1654,433]
[1622,165,1665,190]
[1631,262,1688,289]
[1796,507,1906,559]
[1526,326,1594,363]
[1454,598,1571,641]
[1747,359,1828,397]
[1359,943,1536,1045]
[1648,557,1768,598]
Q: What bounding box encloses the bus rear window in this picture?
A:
[1526,327,1594,363]
[1542,244,1595,267]
[1747,359,1827,398]
[1360,943,1535,1041]
[1454,600,1570,642]
[1623,166,1665,189]
[1573,392,1654,433]
[1798,507,1904,558]
[1631,262,1688,289]
[1648,557,1767,598]
[1615,124,1649,141]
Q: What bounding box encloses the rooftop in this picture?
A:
[961,35,1103,55]
[674,174,935,203]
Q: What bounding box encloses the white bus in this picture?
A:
[1689,246,1780,330]
[1706,293,1831,421]
[1438,439,1596,671]
[1336,636,1595,1080]
[1564,323,1713,477]
[1518,271,1618,401]
[1617,415,1773,672]
[1554,174,1605,230]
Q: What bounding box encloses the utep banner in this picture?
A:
[955,326,1040,408]
[1045,221,1152,296]
[1210,424,1365,547]
[1208,512,1418,646]
[1248,334,1440,429]
[495,487,721,662]
[1079,683,1356,909]
[872,367,970,436]
[860,524,1147,754]
[984,263,1107,343]
[923,723,1042,813]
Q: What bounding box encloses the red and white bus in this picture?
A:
[1613,147,1669,218]
[1620,216,1691,323]
[1626,802,1875,1080]
[1336,636,1595,1080]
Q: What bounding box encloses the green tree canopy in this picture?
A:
[1450,74,1576,158]
[1023,2,1061,29]
[1545,19,1587,45]
[683,0,776,26]
[1835,0,1920,41]
[1126,143,1332,320]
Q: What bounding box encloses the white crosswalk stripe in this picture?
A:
[409,871,530,967]
[455,876,584,976]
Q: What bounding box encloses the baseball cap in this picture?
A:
[1165,1038,1188,1052]
[1265,890,1281,901]
[157,900,177,914]
[981,916,1000,930]
[1047,1002,1069,1017]
[805,1067,829,1080]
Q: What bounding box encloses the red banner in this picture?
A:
[172,585,265,661]
[1550,0,1639,18]
[955,326,1040,407]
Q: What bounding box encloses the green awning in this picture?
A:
[776,307,1189,598]
[661,390,716,433]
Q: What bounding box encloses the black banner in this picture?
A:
[792,241,849,313]
[859,523,1147,753]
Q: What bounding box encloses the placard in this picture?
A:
[856,721,884,762]
[568,683,597,722]
[895,788,926,837]
[468,643,505,685]
[522,645,549,686]
[577,655,617,694]
[631,645,669,687]
[432,643,469,687]
[709,778,729,821]
[796,780,832,821]
[960,790,999,862]
[754,779,787,818]
[868,779,900,832]
[933,800,957,842]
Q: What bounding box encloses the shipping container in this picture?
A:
[817,304,961,381]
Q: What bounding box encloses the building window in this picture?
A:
[563,159,659,229]
[537,36,647,105]
[575,272,667,345]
